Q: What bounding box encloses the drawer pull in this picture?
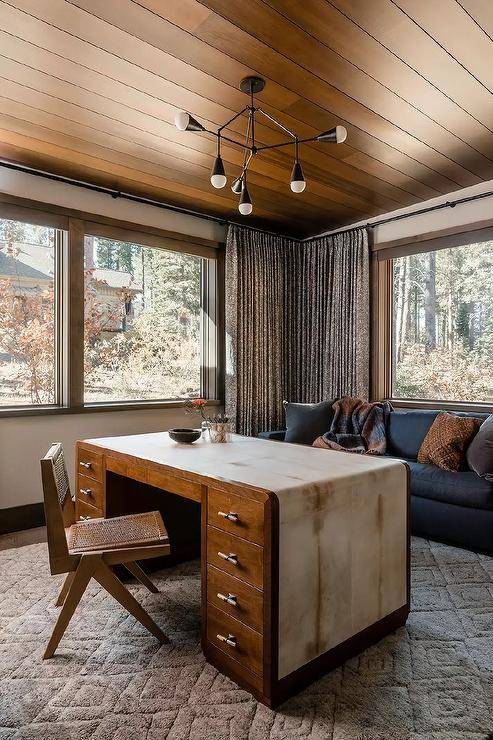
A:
[217,551,238,565]
[79,488,92,497]
[217,633,237,648]
[79,461,92,469]
[218,510,239,522]
[79,515,92,521]
[217,592,237,606]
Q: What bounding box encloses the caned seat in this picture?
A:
[41,443,171,659]
[67,511,168,553]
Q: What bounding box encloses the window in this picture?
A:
[84,235,203,403]
[0,201,220,414]
[0,217,61,407]
[392,240,493,403]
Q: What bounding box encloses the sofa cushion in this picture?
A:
[405,459,493,510]
[387,410,440,460]
[283,400,333,445]
[467,414,493,479]
[417,412,482,471]
[387,409,489,460]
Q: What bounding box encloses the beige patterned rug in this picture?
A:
[1,538,493,739]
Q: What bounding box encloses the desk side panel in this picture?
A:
[276,461,408,680]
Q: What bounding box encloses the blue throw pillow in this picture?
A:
[284,400,333,445]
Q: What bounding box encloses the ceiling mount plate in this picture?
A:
[239,76,266,95]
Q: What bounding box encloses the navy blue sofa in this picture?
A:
[259,409,493,553]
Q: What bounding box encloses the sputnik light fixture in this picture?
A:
[174,76,347,216]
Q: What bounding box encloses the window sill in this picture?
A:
[0,399,222,419]
[388,398,493,414]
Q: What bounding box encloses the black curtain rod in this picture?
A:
[0,160,294,241]
[5,159,489,244]
[305,187,493,242]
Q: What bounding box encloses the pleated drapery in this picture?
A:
[225,224,369,436]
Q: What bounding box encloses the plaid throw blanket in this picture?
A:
[313,396,393,455]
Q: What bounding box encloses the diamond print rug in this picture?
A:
[1,538,493,739]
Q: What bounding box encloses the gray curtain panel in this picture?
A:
[225,224,369,435]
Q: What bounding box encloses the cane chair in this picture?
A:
[40,443,170,659]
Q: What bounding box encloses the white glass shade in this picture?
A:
[239,201,253,215]
[211,173,227,189]
[335,125,348,143]
[174,111,190,131]
[290,180,306,193]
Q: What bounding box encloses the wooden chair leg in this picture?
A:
[124,561,159,593]
[94,560,169,644]
[55,571,75,607]
[44,556,99,659]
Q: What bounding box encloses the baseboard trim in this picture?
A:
[0,503,45,535]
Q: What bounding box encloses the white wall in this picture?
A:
[0,408,191,509]
[313,178,493,247]
[0,167,226,243]
[0,168,225,512]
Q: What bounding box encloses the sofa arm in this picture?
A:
[258,430,286,441]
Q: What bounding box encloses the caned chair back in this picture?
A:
[41,443,76,573]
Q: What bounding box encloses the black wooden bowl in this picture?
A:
[168,428,202,444]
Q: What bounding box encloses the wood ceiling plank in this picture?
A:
[193,0,493,179]
[329,0,493,131]
[60,0,479,186]
[0,104,349,226]
[263,0,493,155]
[0,43,405,216]
[0,66,366,221]
[394,0,493,94]
[0,10,414,214]
[0,121,313,229]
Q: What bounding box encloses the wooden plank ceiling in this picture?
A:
[0,0,493,237]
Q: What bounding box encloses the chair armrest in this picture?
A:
[258,430,286,441]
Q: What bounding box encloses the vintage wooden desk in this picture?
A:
[75,432,409,707]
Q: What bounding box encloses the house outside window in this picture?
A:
[0,211,220,413]
[0,218,58,407]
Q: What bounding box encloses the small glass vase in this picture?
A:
[201,419,211,439]
[209,422,231,443]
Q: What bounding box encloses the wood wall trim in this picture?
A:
[370,256,392,402]
[67,218,84,408]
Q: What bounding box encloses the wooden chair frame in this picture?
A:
[41,443,170,659]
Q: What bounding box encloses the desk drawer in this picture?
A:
[77,474,104,511]
[207,565,263,632]
[207,603,263,676]
[207,526,263,589]
[147,469,202,502]
[208,489,264,545]
[77,448,104,483]
[76,497,103,521]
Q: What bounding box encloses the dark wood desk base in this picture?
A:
[76,440,410,708]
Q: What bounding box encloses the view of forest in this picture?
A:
[84,236,202,403]
[393,242,493,402]
[0,218,202,406]
[0,219,56,406]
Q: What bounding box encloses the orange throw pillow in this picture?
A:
[417,413,482,472]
